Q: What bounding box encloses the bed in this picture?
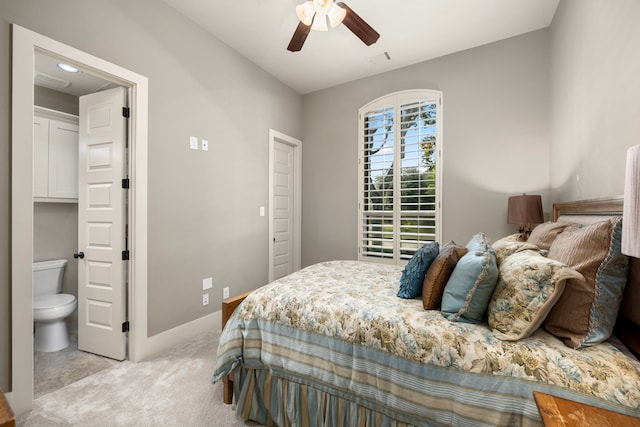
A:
[213,197,640,426]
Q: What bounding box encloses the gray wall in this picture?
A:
[0,0,302,391]
[549,0,640,201]
[34,86,79,115]
[301,30,552,267]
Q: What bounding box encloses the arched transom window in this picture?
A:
[358,89,443,265]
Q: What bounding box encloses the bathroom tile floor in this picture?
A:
[34,333,120,399]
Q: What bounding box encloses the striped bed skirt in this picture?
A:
[234,366,426,427]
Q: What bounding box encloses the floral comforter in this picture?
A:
[214,260,640,426]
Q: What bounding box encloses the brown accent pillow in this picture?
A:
[527,221,582,251]
[543,217,628,348]
[422,242,468,310]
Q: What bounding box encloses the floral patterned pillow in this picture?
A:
[487,249,583,341]
[491,234,540,266]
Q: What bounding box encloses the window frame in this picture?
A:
[357,89,443,265]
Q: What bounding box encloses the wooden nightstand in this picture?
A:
[533,391,640,426]
[0,389,15,427]
[221,291,251,405]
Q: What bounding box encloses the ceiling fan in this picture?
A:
[288,0,380,52]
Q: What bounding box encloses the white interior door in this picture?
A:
[77,87,128,360]
[272,140,295,280]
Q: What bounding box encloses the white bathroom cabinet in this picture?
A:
[34,107,79,202]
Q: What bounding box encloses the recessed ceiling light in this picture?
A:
[57,63,79,73]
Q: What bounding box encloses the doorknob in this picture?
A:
[73,251,85,259]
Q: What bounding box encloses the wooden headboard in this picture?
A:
[553,197,640,357]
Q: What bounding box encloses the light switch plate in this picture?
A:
[190,136,198,150]
[223,287,230,299]
[259,206,265,217]
[201,139,209,151]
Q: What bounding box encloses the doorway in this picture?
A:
[11,24,149,414]
[268,129,302,282]
[34,50,129,358]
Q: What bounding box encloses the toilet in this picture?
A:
[33,259,77,352]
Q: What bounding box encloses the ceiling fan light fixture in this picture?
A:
[288,0,379,52]
[311,14,329,31]
[296,1,315,26]
[327,3,346,27]
[313,0,333,15]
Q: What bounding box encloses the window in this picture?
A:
[358,90,442,265]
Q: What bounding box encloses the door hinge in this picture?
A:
[122,321,130,333]
[122,250,130,261]
[122,178,130,189]
[122,107,130,118]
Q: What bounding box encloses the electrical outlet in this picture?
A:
[203,277,212,291]
[223,287,230,299]
[202,293,209,306]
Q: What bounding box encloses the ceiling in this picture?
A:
[162,0,560,94]
[34,1,560,97]
[35,51,118,97]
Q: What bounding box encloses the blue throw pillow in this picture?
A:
[397,242,440,299]
[441,233,499,323]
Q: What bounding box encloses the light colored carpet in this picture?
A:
[18,331,261,426]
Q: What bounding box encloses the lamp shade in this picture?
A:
[622,145,640,257]
[508,194,544,226]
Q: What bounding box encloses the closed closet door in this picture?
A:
[272,140,295,280]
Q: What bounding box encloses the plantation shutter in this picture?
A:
[358,90,442,265]
[398,98,438,260]
[360,105,395,260]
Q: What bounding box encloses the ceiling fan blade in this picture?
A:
[287,21,312,52]
[336,2,380,46]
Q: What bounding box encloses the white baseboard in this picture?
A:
[3,391,12,407]
[134,310,221,361]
